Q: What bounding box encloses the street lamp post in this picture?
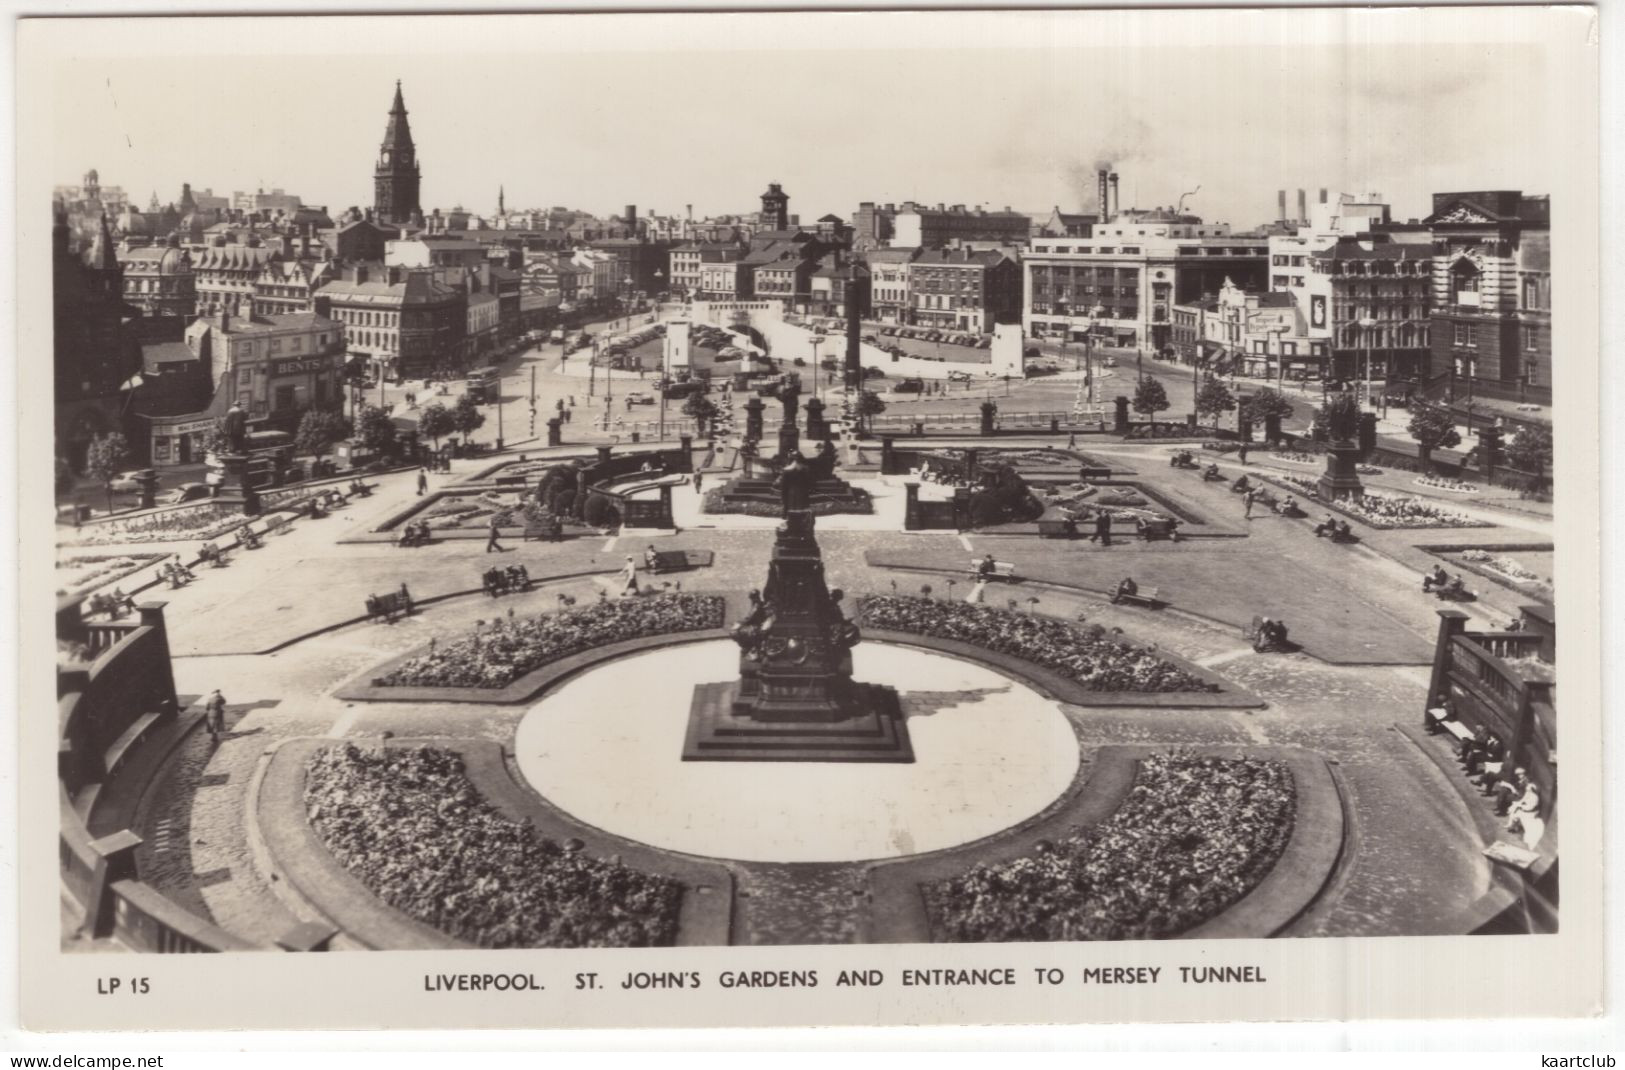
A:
[1357,316,1378,416]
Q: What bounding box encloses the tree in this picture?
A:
[1505,425,1553,480]
[1246,388,1296,444]
[1319,392,1363,443]
[452,394,487,439]
[1131,375,1170,419]
[682,394,720,437]
[294,409,349,460]
[83,432,132,513]
[1407,405,1462,473]
[856,389,887,433]
[195,418,230,460]
[352,404,398,456]
[1193,377,1237,424]
[416,402,456,449]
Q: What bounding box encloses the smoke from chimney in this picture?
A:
[1099,169,1110,221]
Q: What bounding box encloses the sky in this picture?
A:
[42,12,1561,230]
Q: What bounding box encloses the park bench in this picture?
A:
[494,474,529,487]
[198,542,228,568]
[1078,465,1111,481]
[1111,585,1163,609]
[102,711,162,781]
[523,515,565,542]
[1037,517,1078,539]
[1137,517,1180,542]
[482,565,531,597]
[365,583,415,624]
[967,558,1018,582]
[646,549,713,574]
[1244,614,1292,653]
[348,480,376,498]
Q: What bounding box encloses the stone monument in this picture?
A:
[683,452,912,762]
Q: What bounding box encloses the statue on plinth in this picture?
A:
[808,438,838,482]
[222,402,248,454]
[775,450,813,513]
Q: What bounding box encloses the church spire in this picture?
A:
[374,80,422,225]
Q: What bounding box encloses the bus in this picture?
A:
[465,366,502,404]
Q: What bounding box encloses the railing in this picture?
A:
[111,880,255,952]
[1472,632,1546,663]
[83,620,140,657]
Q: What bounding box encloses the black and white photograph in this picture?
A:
[16,5,1604,1033]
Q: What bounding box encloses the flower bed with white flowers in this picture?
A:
[856,595,1217,693]
[54,553,165,597]
[373,593,726,689]
[304,743,682,947]
[925,754,1295,941]
[62,503,254,546]
[1414,475,1479,495]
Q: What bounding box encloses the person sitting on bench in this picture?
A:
[1276,495,1298,516]
[977,554,997,580]
[1231,474,1252,494]
[1313,514,1338,537]
[310,497,327,518]
[1203,463,1222,481]
[1442,573,1467,598]
[1112,577,1138,604]
[1336,520,1352,541]
[644,544,660,570]
[1422,564,1449,592]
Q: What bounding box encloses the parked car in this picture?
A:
[165,482,212,504]
[947,370,973,383]
[1383,381,1418,407]
[108,470,145,493]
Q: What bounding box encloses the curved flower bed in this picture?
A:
[375,593,725,689]
[1269,450,1321,466]
[305,744,681,947]
[55,553,163,597]
[64,504,252,546]
[857,595,1217,693]
[926,755,1294,941]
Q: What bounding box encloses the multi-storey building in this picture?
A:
[1424,191,1550,406]
[809,254,863,319]
[893,204,1031,250]
[1171,280,1302,378]
[193,240,279,317]
[907,248,1022,332]
[668,241,744,298]
[865,247,919,323]
[1023,221,1268,351]
[753,256,814,310]
[116,234,196,318]
[697,259,749,301]
[316,263,466,379]
[759,183,790,232]
[251,257,336,317]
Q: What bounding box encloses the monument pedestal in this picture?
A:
[1317,442,1366,501]
[685,458,912,763]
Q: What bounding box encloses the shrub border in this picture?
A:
[251,736,733,950]
[867,745,1344,943]
[1254,472,1493,531]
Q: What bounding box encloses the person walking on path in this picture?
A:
[204,688,227,743]
[1092,510,1113,547]
[1067,431,1077,450]
[416,467,429,496]
[693,470,704,493]
[485,513,504,553]
[1238,442,1250,465]
[1244,488,1258,519]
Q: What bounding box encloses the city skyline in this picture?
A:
[47,20,1554,229]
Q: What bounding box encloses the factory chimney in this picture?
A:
[1297,189,1307,224]
[1109,173,1120,219]
[1098,169,1110,221]
[1278,190,1287,222]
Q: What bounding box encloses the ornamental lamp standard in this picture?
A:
[1358,316,1379,415]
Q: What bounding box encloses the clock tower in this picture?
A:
[374,81,422,225]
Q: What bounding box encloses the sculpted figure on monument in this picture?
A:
[222,402,248,453]
[729,588,776,658]
[775,450,813,514]
[809,438,838,481]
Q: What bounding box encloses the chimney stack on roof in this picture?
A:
[1297,189,1308,223]
[1098,169,1110,221]
[1109,174,1120,219]
[1278,190,1287,222]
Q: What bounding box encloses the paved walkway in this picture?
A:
[75,429,1525,947]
